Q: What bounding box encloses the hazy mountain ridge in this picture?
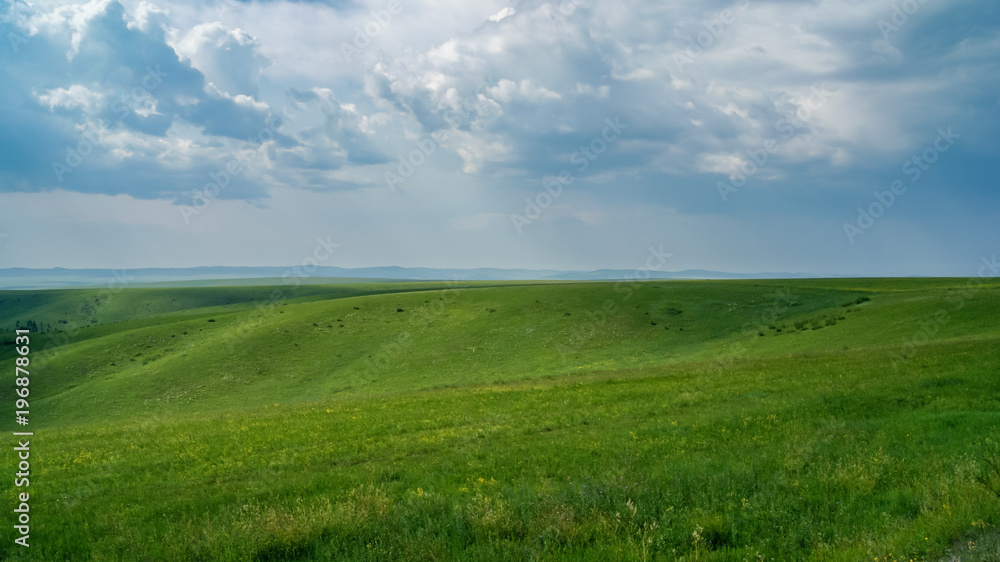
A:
[0,265,838,289]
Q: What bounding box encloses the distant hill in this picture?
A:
[0,265,834,289]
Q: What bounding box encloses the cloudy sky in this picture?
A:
[0,0,997,275]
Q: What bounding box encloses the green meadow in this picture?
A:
[2,278,999,560]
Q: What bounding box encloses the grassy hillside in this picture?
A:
[2,278,999,560]
[0,281,496,332]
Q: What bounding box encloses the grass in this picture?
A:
[2,278,1000,560]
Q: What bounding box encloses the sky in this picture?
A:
[0,0,997,276]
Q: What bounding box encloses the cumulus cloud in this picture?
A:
[1,0,998,274]
[173,22,267,98]
[280,87,389,170]
[1,0,300,202]
[125,1,170,33]
[489,7,516,23]
[36,85,104,113]
[12,0,117,59]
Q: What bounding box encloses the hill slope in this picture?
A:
[2,278,999,560]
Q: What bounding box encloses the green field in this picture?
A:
[2,278,999,560]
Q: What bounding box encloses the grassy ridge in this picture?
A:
[5,282,850,426]
[0,281,515,332]
[2,278,999,560]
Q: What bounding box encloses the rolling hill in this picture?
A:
[1,278,999,560]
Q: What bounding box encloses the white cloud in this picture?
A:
[487,79,561,103]
[611,68,655,81]
[36,85,104,113]
[1,0,998,275]
[575,83,610,99]
[173,22,266,98]
[17,0,116,58]
[489,6,516,23]
[125,1,170,33]
[447,130,512,173]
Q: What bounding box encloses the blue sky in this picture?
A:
[0,0,997,275]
